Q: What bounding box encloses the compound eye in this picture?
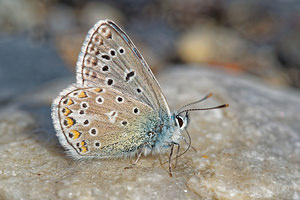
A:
[176,116,184,128]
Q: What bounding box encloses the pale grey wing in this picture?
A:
[52,85,157,158]
[76,19,170,116]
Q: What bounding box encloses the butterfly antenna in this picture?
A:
[178,104,229,116]
[178,93,213,113]
[176,104,228,157]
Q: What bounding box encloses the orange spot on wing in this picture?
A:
[202,155,209,159]
[63,108,72,116]
[78,91,87,98]
[65,117,75,127]
[67,99,74,105]
[81,146,87,153]
[94,88,103,93]
[71,130,81,139]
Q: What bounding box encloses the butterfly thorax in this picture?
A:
[145,112,188,155]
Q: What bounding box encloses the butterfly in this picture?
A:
[51,19,228,176]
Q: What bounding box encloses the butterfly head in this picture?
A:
[174,112,189,131]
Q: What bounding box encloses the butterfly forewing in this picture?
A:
[76,20,170,116]
[55,85,157,158]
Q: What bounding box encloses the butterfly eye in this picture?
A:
[176,116,184,128]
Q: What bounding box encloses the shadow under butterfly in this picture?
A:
[51,19,229,177]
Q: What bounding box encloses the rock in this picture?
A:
[224,0,300,42]
[0,65,299,199]
[177,24,288,86]
[276,30,300,88]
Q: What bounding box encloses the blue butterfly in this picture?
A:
[52,19,228,176]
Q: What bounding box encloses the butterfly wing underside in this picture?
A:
[52,19,169,158]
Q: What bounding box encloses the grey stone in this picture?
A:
[0,66,299,199]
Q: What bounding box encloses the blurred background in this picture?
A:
[0,0,300,97]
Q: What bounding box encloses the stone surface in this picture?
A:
[0,65,300,199]
[177,24,287,86]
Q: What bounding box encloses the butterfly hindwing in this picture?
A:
[76,19,170,116]
[53,85,157,158]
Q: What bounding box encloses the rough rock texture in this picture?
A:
[0,65,300,199]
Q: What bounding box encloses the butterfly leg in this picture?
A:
[124,143,145,170]
[168,143,175,177]
[174,143,180,169]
